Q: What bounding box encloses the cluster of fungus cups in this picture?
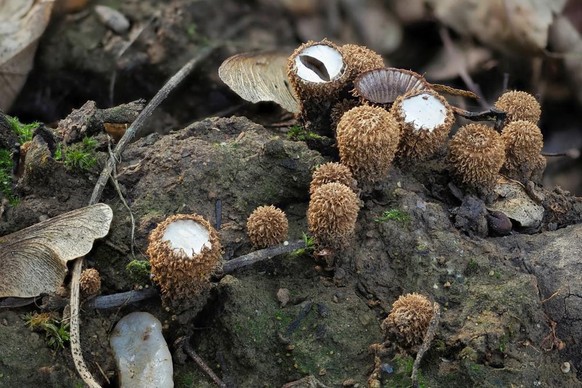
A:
[146,213,222,308]
[494,91,545,182]
[382,293,434,347]
[246,205,289,248]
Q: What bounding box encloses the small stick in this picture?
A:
[182,337,227,388]
[222,240,305,273]
[86,288,158,309]
[411,303,441,388]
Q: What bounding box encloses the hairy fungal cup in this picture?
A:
[501,120,544,181]
[382,293,434,347]
[309,162,358,196]
[448,123,505,192]
[391,88,455,162]
[339,43,384,82]
[79,268,101,297]
[288,39,348,133]
[494,90,541,124]
[147,213,222,308]
[336,105,401,186]
[308,182,359,249]
[246,205,289,248]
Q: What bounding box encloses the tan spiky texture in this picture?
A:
[79,268,101,296]
[501,120,544,181]
[339,44,384,82]
[336,105,401,186]
[288,39,348,133]
[330,98,360,130]
[494,90,541,124]
[310,162,358,196]
[382,293,434,347]
[307,182,359,249]
[391,89,455,163]
[247,205,289,248]
[147,213,222,308]
[447,123,505,191]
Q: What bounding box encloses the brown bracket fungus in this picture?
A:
[447,123,505,193]
[381,292,434,347]
[246,205,289,248]
[391,88,455,162]
[309,162,358,196]
[500,120,545,181]
[494,90,541,124]
[0,203,113,298]
[146,213,222,308]
[336,105,401,186]
[307,182,360,250]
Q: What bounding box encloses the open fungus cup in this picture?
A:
[391,88,455,162]
[146,213,222,307]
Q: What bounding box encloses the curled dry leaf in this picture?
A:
[0,0,54,111]
[218,51,300,113]
[0,203,113,298]
[426,0,567,54]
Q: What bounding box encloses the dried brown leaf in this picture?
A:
[0,203,113,298]
[218,51,300,113]
[0,0,54,111]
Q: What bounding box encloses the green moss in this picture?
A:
[465,258,479,276]
[55,136,98,171]
[383,354,427,388]
[0,149,17,204]
[374,209,411,224]
[287,125,323,141]
[126,260,151,284]
[6,115,39,143]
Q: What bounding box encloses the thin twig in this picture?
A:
[108,139,136,258]
[411,303,441,388]
[182,337,227,388]
[86,288,158,309]
[222,240,305,273]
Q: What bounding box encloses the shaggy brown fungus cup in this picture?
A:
[146,213,222,308]
[307,182,359,250]
[336,105,401,186]
[447,123,505,192]
[501,120,544,181]
[391,88,455,163]
[494,90,541,124]
[309,162,358,196]
[287,39,348,133]
[246,205,289,248]
[79,268,101,297]
[381,292,434,347]
[339,43,384,82]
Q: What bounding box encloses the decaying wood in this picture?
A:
[222,240,305,273]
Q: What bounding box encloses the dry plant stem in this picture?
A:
[183,337,227,388]
[222,240,305,273]
[70,258,100,388]
[411,303,441,388]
